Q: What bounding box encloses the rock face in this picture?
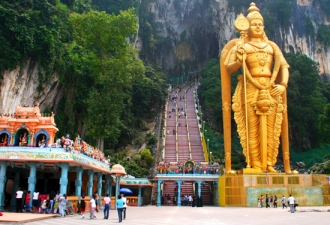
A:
[0,59,62,114]
[145,0,330,76]
[1,0,330,112]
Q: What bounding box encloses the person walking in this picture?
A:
[89,194,96,219]
[288,195,295,213]
[59,194,67,218]
[274,195,278,208]
[260,195,264,208]
[117,195,124,222]
[265,194,270,208]
[121,194,127,220]
[103,194,111,219]
[281,195,287,209]
[80,195,86,219]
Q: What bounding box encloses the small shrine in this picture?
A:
[0,102,58,147]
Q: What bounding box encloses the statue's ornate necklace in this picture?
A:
[248,43,268,66]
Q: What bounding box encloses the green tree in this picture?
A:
[286,53,327,151]
[69,9,145,150]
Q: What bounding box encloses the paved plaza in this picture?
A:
[1,206,329,225]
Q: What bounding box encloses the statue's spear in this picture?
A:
[234,14,251,168]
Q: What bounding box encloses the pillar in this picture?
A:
[87,170,94,197]
[104,175,111,196]
[10,169,21,210]
[176,180,183,206]
[75,166,83,197]
[25,162,43,206]
[197,181,202,197]
[138,186,142,206]
[56,163,69,194]
[213,181,219,206]
[157,180,163,206]
[97,172,102,206]
[0,162,12,210]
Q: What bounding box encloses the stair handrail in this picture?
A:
[194,85,209,162]
[185,82,195,160]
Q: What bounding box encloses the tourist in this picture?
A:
[80,195,86,219]
[257,198,261,208]
[260,195,264,208]
[121,194,127,220]
[274,195,277,208]
[89,194,96,219]
[41,200,48,213]
[288,195,295,213]
[270,196,273,207]
[151,194,155,205]
[59,194,67,218]
[25,191,31,212]
[32,190,39,213]
[94,192,99,212]
[265,194,270,208]
[103,194,110,219]
[116,195,124,222]
[16,187,23,213]
[281,195,287,209]
[48,191,55,214]
[167,194,171,205]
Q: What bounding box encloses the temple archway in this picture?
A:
[34,129,50,147]
[14,128,29,146]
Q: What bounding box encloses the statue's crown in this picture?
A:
[246,2,263,22]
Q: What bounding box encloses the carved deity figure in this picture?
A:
[19,132,28,146]
[221,3,296,174]
[62,134,73,152]
[0,134,8,146]
[38,135,46,147]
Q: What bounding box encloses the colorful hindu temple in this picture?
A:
[0,103,152,211]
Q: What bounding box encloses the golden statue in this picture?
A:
[220,3,297,174]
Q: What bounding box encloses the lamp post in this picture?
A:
[110,163,127,209]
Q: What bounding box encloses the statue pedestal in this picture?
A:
[219,174,330,207]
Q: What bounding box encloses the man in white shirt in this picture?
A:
[16,187,23,212]
[288,195,295,213]
[32,190,39,213]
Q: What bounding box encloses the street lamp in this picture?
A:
[110,163,127,209]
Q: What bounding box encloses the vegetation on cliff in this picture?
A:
[0,0,166,177]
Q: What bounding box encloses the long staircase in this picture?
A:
[162,83,212,205]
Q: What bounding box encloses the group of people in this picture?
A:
[15,189,69,216]
[258,194,297,213]
[16,188,128,221]
[160,194,203,207]
[158,161,220,175]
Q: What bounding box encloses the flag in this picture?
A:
[328,176,330,186]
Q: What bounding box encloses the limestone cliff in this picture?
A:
[1,0,329,113]
[0,59,62,114]
[144,0,330,76]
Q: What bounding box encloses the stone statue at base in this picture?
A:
[220,2,297,174]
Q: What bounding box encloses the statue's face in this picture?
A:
[248,19,264,38]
